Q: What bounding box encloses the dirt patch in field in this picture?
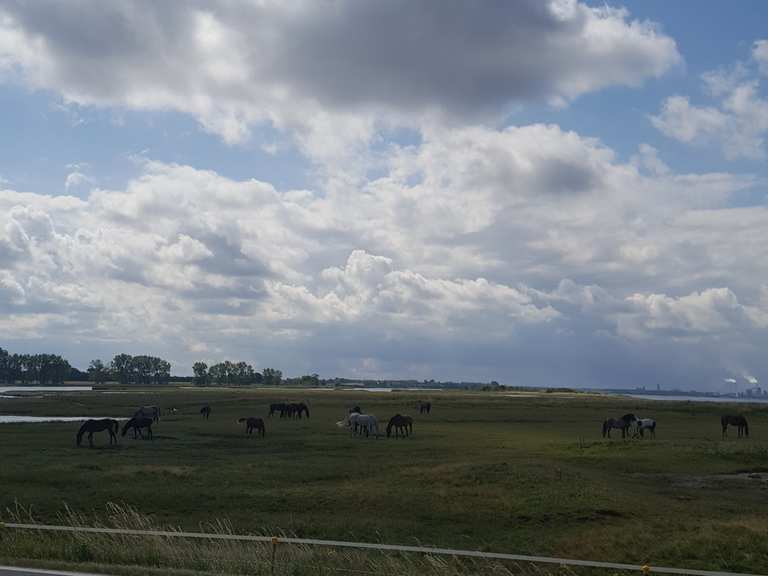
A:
[638,471,768,489]
[110,464,195,478]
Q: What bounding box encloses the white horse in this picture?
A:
[354,414,379,437]
[634,418,656,439]
[338,412,379,437]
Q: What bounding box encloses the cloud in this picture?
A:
[754,39,768,76]
[651,42,768,160]
[621,288,755,338]
[0,115,765,388]
[64,170,92,191]
[0,0,679,156]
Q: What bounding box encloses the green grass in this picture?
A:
[1,388,767,574]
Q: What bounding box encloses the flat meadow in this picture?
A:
[0,387,767,575]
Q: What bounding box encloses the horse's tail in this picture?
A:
[386,420,393,437]
[744,418,749,437]
[602,420,608,438]
[121,419,131,437]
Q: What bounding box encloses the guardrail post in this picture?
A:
[270,536,279,576]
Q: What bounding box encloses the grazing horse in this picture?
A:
[602,413,637,438]
[294,402,310,419]
[200,405,211,420]
[121,417,153,440]
[284,402,310,419]
[76,418,119,447]
[269,403,287,417]
[634,418,657,439]
[386,414,413,438]
[346,412,379,437]
[238,417,266,437]
[135,405,160,423]
[417,400,431,415]
[721,415,749,438]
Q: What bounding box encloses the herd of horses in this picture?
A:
[75,399,752,447]
[75,400,432,446]
[268,402,310,418]
[601,413,750,440]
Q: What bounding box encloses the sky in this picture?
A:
[1,1,767,390]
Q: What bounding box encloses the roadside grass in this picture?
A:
[1,388,767,573]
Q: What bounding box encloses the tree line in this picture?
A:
[191,362,283,386]
[0,348,72,385]
[88,354,171,385]
[1,346,309,388]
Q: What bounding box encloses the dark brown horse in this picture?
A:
[285,402,310,419]
[238,417,266,436]
[269,403,287,417]
[121,416,153,440]
[200,405,211,420]
[721,415,749,438]
[417,400,431,414]
[386,414,413,438]
[134,405,160,423]
[76,418,119,447]
[602,413,637,438]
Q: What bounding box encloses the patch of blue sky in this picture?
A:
[0,83,312,197]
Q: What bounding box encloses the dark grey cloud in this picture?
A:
[0,0,679,143]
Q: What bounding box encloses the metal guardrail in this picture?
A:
[1,522,765,576]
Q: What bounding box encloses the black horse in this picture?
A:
[417,401,431,415]
[121,416,153,440]
[285,402,310,419]
[238,417,266,436]
[76,418,119,447]
[721,415,749,438]
[200,405,211,420]
[269,403,287,417]
[602,413,637,438]
[386,414,413,438]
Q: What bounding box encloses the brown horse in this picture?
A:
[602,413,637,439]
[721,415,749,438]
[76,418,119,447]
[269,403,287,417]
[121,416,153,440]
[417,401,431,414]
[285,402,310,419]
[238,417,266,436]
[386,414,413,438]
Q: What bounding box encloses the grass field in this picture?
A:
[1,387,767,574]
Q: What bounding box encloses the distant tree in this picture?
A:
[192,362,209,386]
[0,347,9,383]
[88,359,108,384]
[110,354,133,385]
[263,367,282,386]
[299,373,320,387]
[208,362,223,385]
[151,357,171,384]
